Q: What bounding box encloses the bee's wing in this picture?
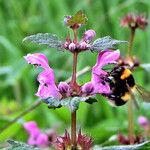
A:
[136,85,150,103]
[127,85,139,110]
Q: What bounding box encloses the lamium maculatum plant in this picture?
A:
[22,10,150,149]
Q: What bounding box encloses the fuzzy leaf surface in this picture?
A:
[91,36,127,52]
[94,141,150,150]
[6,139,40,150]
[43,96,97,112]
[23,33,62,49]
[67,10,87,27]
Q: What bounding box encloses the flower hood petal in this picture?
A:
[93,49,120,75]
[24,53,49,69]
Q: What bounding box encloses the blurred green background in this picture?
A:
[0,0,150,147]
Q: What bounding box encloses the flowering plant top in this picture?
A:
[23,10,127,112]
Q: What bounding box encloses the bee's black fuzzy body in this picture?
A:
[105,66,135,106]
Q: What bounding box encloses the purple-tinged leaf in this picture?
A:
[67,10,88,27]
[23,33,62,49]
[91,36,128,52]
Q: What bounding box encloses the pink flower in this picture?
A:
[68,42,76,51]
[83,29,96,42]
[82,49,120,95]
[120,13,148,30]
[35,83,60,99]
[24,53,49,69]
[36,133,49,147]
[81,82,95,95]
[58,82,72,97]
[92,49,120,75]
[37,68,55,85]
[54,129,92,150]
[23,121,49,147]
[24,53,61,99]
[23,121,40,137]
[79,41,87,50]
[138,116,149,128]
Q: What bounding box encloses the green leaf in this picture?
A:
[140,64,150,73]
[91,36,127,52]
[67,10,88,27]
[6,139,41,150]
[23,33,62,49]
[93,141,150,150]
[43,96,97,112]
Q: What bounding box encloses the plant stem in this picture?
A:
[127,27,135,57]
[71,52,78,150]
[127,27,136,144]
[71,111,76,150]
[71,52,78,85]
[71,28,78,149]
[128,99,134,144]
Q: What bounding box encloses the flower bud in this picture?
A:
[138,116,149,128]
[79,41,87,50]
[64,41,69,49]
[68,42,76,51]
[58,82,71,96]
[82,82,94,95]
[83,29,96,42]
[64,16,71,26]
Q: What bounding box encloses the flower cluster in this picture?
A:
[117,133,144,145]
[23,121,49,147]
[63,29,96,52]
[54,130,92,150]
[24,49,120,100]
[120,13,148,30]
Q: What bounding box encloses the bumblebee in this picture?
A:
[103,66,150,106]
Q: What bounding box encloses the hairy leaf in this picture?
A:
[94,141,150,150]
[6,139,40,150]
[43,96,97,112]
[23,33,62,49]
[91,36,127,52]
[67,10,87,27]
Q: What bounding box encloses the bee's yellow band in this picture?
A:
[121,92,131,101]
[120,69,131,80]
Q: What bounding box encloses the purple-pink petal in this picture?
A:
[35,84,61,99]
[82,82,95,94]
[90,50,120,95]
[24,53,49,69]
[138,116,149,128]
[83,29,96,42]
[36,133,49,147]
[37,68,55,85]
[28,135,37,145]
[23,121,40,137]
[93,49,120,75]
